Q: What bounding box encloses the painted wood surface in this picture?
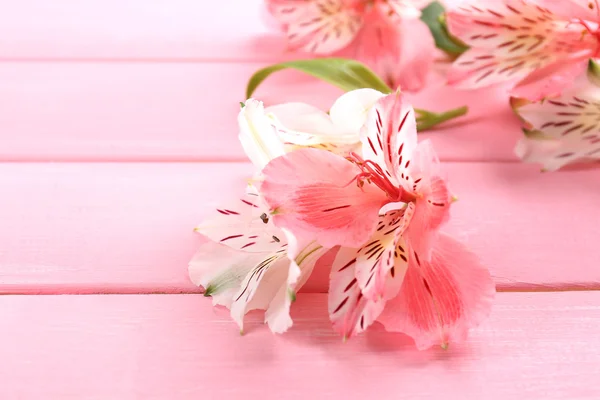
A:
[3,0,599,396]
[1,162,598,294]
[2,292,599,399]
[0,62,520,162]
[0,0,286,61]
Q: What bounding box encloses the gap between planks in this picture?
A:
[0,159,530,164]
[3,284,600,296]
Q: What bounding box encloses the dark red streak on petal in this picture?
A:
[220,234,244,242]
[344,278,357,292]
[333,297,349,313]
[367,137,378,154]
[241,199,258,208]
[339,258,357,272]
[322,204,351,212]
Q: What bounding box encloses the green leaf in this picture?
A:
[420,1,469,58]
[246,58,393,99]
[588,59,600,87]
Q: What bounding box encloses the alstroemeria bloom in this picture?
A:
[513,60,600,170]
[261,92,495,348]
[240,88,385,169]
[189,186,327,333]
[446,0,600,101]
[266,0,435,90]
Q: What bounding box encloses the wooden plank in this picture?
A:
[0,0,288,61]
[0,162,598,294]
[0,62,521,162]
[1,292,599,399]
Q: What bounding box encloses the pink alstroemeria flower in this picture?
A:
[190,186,327,334]
[513,60,600,170]
[446,0,600,101]
[266,0,435,91]
[261,92,495,348]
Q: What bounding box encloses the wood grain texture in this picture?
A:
[1,162,598,294]
[0,0,288,61]
[1,292,599,399]
[0,62,521,162]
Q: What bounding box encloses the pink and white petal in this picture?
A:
[261,148,388,248]
[517,82,600,139]
[448,50,541,90]
[329,88,385,133]
[189,241,269,308]
[510,59,588,101]
[268,0,363,54]
[386,19,435,92]
[239,99,286,170]
[355,209,410,300]
[377,233,495,350]
[515,81,600,169]
[266,0,312,24]
[446,1,597,90]
[536,0,600,21]
[447,1,560,51]
[230,249,290,332]
[194,191,286,253]
[361,92,418,184]
[328,247,386,338]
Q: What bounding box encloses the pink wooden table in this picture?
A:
[1,1,599,398]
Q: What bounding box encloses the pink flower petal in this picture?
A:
[387,19,436,92]
[266,0,363,54]
[377,233,495,350]
[261,148,388,248]
[350,9,433,91]
[511,59,588,101]
[404,140,452,258]
[328,247,386,338]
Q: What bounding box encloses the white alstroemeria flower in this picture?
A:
[239,88,385,169]
[189,185,326,334]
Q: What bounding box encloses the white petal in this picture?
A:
[266,102,358,146]
[230,249,289,331]
[188,241,268,308]
[265,230,328,333]
[194,191,286,253]
[238,99,285,170]
[329,88,385,133]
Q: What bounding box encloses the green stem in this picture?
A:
[415,106,468,132]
